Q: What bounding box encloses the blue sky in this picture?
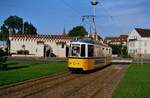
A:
[0,0,150,37]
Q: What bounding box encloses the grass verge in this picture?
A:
[0,60,68,86]
[112,64,150,98]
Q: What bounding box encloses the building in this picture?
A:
[104,37,118,45]
[9,34,75,57]
[104,35,128,45]
[128,28,150,58]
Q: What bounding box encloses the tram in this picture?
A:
[68,38,112,72]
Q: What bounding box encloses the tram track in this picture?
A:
[66,65,117,98]
[90,65,124,98]
[0,72,78,98]
[25,65,114,98]
[22,73,83,98]
[93,65,127,98]
[0,64,128,98]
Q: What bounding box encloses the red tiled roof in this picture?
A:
[104,35,128,44]
[10,34,75,39]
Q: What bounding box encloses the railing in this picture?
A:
[133,58,150,64]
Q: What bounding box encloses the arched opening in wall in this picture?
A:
[44,44,53,57]
[66,46,69,57]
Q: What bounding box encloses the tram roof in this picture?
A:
[71,37,96,44]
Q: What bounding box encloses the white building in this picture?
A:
[128,28,150,58]
[9,34,75,57]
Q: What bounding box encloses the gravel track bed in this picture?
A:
[25,65,127,98]
[0,64,127,98]
[67,66,117,98]
[91,65,127,98]
[0,72,76,98]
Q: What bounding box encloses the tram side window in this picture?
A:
[81,44,85,57]
[88,45,94,57]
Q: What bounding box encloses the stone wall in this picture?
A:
[9,34,74,57]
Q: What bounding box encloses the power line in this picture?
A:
[99,2,125,36]
[99,2,113,20]
[58,0,82,16]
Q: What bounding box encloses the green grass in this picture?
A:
[0,60,68,86]
[112,64,150,98]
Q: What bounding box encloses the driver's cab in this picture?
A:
[69,42,94,58]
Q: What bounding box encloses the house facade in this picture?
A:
[9,34,75,57]
[128,28,150,58]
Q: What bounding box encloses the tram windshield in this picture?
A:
[71,44,80,57]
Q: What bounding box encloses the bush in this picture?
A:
[0,57,8,71]
[17,50,29,55]
[0,49,7,57]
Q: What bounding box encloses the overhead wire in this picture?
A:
[58,0,82,16]
[98,1,125,36]
[57,0,121,36]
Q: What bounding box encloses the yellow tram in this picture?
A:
[68,38,112,72]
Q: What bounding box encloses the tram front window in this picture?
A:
[71,45,80,57]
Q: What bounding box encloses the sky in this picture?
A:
[0,0,150,38]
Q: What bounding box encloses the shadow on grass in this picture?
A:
[5,62,18,66]
[0,61,29,71]
[7,65,29,70]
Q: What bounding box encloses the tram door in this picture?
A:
[66,47,69,57]
[81,44,86,57]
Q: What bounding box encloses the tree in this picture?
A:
[68,26,88,36]
[4,16,23,33]
[0,16,37,40]
[109,44,122,55]
[24,22,37,35]
[109,43,128,57]
[0,25,9,40]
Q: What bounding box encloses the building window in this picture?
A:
[62,44,64,48]
[130,49,133,53]
[134,36,137,39]
[145,42,147,47]
[130,43,134,47]
[144,49,147,54]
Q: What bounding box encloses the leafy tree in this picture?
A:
[109,44,128,57]
[24,22,37,35]
[0,16,37,40]
[122,46,128,56]
[68,26,88,36]
[109,44,122,55]
[0,25,9,40]
[4,16,23,33]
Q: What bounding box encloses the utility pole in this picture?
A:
[91,0,98,34]
[22,21,24,34]
[91,0,99,16]
[80,0,99,40]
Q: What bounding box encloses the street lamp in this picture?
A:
[91,0,99,16]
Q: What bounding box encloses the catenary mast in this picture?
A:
[81,0,99,40]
